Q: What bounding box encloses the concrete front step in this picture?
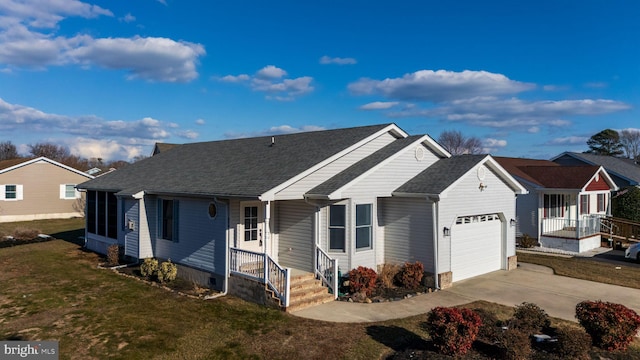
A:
[286,271,335,312]
[287,291,335,312]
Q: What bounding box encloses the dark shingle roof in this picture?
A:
[493,157,559,186]
[306,135,426,196]
[495,156,602,189]
[152,143,180,155]
[78,124,394,197]
[553,152,640,185]
[394,155,487,195]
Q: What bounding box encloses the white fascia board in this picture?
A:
[324,135,438,200]
[580,166,619,192]
[391,191,440,200]
[483,156,528,195]
[421,134,451,158]
[132,191,145,199]
[260,123,407,201]
[0,156,94,179]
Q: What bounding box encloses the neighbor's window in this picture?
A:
[60,184,77,199]
[580,194,590,214]
[160,199,178,241]
[543,194,565,218]
[597,193,606,212]
[356,204,372,250]
[5,184,17,200]
[329,205,346,251]
[244,206,258,241]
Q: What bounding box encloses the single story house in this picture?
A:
[495,157,618,252]
[0,157,94,222]
[552,152,640,189]
[78,124,526,309]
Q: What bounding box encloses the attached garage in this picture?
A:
[451,214,503,282]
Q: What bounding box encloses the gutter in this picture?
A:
[205,197,230,300]
[430,196,440,290]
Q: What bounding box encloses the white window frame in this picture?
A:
[328,204,346,252]
[1,184,23,201]
[355,204,372,251]
[60,184,79,199]
[597,193,606,212]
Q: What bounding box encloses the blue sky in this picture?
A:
[1,0,638,161]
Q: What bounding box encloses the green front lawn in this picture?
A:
[1,219,640,359]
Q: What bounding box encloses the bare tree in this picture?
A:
[438,130,483,155]
[0,141,19,160]
[620,129,640,160]
[28,142,70,162]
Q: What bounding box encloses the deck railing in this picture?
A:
[541,216,601,239]
[230,247,290,307]
[315,247,338,299]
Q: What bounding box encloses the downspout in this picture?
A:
[430,197,440,290]
[205,197,230,300]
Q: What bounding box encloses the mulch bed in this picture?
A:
[112,264,219,299]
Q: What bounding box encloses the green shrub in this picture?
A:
[158,259,178,283]
[496,328,531,360]
[510,302,550,334]
[348,266,377,296]
[518,234,538,248]
[551,326,591,360]
[425,307,482,356]
[575,300,640,351]
[398,261,424,290]
[140,258,159,278]
[107,244,120,266]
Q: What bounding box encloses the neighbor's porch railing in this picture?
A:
[230,247,290,307]
[315,247,338,299]
[541,215,602,239]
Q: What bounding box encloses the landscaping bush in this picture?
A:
[377,263,401,289]
[107,244,120,266]
[575,300,640,351]
[140,258,159,278]
[424,307,481,356]
[510,302,550,334]
[158,259,178,283]
[398,261,424,290]
[518,234,538,248]
[496,328,531,360]
[348,266,377,296]
[551,326,592,360]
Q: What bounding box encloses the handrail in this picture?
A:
[541,217,601,239]
[266,256,290,307]
[315,247,338,299]
[230,247,290,307]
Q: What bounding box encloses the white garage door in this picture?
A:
[451,214,502,282]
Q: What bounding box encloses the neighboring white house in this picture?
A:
[78,124,526,309]
[0,157,94,222]
[495,157,618,253]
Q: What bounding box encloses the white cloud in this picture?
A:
[224,124,325,139]
[483,138,507,148]
[0,0,205,82]
[348,69,535,102]
[175,130,199,139]
[218,66,314,101]
[527,126,540,133]
[359,101,399,110]
[319,55,357,65]
[546,136,589,145]
[195,118,205,125]
[585,82,608,89]
[120,13,135,23]
[256,65,287,79]
[65,137,144,161]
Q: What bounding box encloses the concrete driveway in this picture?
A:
[291,263,640,323]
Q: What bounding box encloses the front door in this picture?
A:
[240,202,264,253]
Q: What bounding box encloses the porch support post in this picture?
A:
[263,200,271,284]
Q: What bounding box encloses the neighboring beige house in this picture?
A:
[0,157,94,222]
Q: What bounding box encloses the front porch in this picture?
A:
[540,216,603,252]
[229,246,338,311]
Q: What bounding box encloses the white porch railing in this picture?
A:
[541,216,602,239]
[315,247,338,299]
[230,247,290,307]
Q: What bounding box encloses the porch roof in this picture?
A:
[77,124,398,198]
[551,152,640,186]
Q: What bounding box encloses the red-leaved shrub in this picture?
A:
[425,307,482,356]
[348,266,377,296]
[575,300,640,351]
[398,261,424,290]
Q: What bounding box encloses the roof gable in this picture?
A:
[78,124,400,197]
[551,152,640,186]
[0,157,94,179]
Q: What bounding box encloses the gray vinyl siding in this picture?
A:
[122,199,139,258]
[514,186,539,238]
[380,197,434,272]
[276,200,315,272]
[437,164,517,272]
[275,132,397,199]
[155,198,228,275]
[342,145,441,199]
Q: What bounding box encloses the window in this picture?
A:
[86,190,117,240]
[597,193,606,212]
[329,205,346,251]
[244,206,258,241]
[5,184,16,199]
[160,199,178,241]
[580,194,590,215]
[543,194,565,218]
[356,204,372,250]
[60,184,77,199]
